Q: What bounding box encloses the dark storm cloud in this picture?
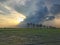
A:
[30,6,48,23]
[0,0,60,27]
[50,4,60,15]
[17,0,47,27]
[12,0,34,16]
[14,4,31,15]
[46,0,60,4]
[0,0,59,20]
[0,0,7,2]
[24,0,60,24]
[23,0,55,24]
[18,0,57,27]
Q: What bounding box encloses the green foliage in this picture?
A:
[0,28,60,45]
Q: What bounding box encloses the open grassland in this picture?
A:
[0,28,60,45]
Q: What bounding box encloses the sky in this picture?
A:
[0,0,60,28]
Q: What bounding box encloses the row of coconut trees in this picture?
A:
[27,23,56,28]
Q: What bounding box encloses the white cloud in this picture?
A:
[0,3,26,28]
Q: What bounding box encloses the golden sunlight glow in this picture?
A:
[53,18,60,28]
[18,17,24,22]
[0,4,26,28]
[43,17,60,28]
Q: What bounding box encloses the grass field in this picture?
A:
[0,28,60,45]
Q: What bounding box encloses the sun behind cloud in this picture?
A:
[0,4,26,28]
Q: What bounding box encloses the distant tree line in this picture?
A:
[27,23,56,28]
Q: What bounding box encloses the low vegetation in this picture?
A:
[0,28,60,45]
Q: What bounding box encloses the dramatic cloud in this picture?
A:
[0,3,26,28]
[0,0,60,28]
[18,0,60,28]
[0,3,11,15]
[50,4,60,15]
[43,17,60,28]
[0,0,7,2]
